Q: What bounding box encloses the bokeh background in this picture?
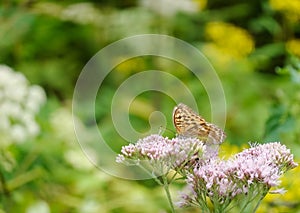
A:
[1,0,300,212]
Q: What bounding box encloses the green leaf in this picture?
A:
[264,104,296,141]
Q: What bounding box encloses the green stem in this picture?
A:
[169,170,179,183]
[162,175,175,213]
[252,190,268,213]
[0,170,9,196]
[136,164,175,212]
[0,168,11,212]
[239,185,268,213]
[7,167,43,191]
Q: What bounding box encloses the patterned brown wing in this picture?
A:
[206,123,226,145]
[173,103,226,144]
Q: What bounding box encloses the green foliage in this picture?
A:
[264,104,296,142]
[264,57,300,149]
[0,0,300,212]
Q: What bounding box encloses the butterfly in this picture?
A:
[172,103,226,144]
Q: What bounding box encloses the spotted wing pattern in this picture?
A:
[172,103,226,144]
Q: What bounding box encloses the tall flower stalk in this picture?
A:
[116,135,298,213]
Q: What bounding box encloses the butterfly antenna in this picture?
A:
[158,126,175,136]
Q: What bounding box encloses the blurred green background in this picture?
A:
[1,0,300,212]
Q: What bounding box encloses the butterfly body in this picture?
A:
[173,103,226,144]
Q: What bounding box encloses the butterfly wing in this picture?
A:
[173,103,226,144]
[206,123,226,145]
[173,103,207,137]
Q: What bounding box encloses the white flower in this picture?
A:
[5,102,22,117]
[61,3,101,25]
[79,199,102,213]
[50,107,79,145]
[0,65,46,145]
[64,148,96,171]
[0,115,9,130]
[139,0,199,16]
[0,65,14,83]
[26,85,46,113]
[26,200,50,213]
[25,118,40,137]
[11,124,27,143]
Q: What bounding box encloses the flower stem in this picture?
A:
[162,175,175,213]
[136,164,175,212]
[252,190,268,213]
[0,167,11,212]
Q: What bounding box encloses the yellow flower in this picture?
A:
[269,0,300,21]
[219,143,244,159]
[115,57,146,76]
[193,0,207,10]
[205,22,255,59]
[286,39,300,57]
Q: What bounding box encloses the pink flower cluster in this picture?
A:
[234,142,298,173]
[116,134,206,173]
[117,133,298,211]
[180,142,298,208]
